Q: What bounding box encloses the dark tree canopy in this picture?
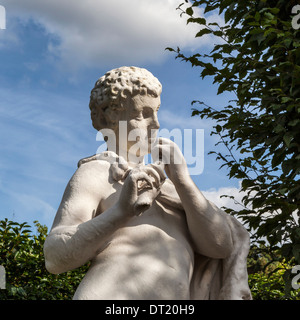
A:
[167,0,300,293]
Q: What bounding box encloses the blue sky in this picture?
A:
[0,0,244,229]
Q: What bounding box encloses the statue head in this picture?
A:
[89,66,162,132]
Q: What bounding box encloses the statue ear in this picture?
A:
[98,108,109,129]
[91,107,109,131]
[92,99,125,131]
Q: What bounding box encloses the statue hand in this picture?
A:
[110,156,129,181]
[118,164,166,216]
[151,138,189,185]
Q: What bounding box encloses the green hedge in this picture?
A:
[0,219,89,300]
[0,219,299,300]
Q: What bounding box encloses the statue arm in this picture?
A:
[174,175,234,259]
[44,160,163,274]
[44,161,131,274]
[154,138,234,259]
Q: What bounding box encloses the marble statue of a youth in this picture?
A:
[44,67,252,300]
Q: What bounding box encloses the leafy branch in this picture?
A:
[168,0,300,293]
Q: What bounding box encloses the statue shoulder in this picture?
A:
[74,153,113,184]
[77,151,119,168]
[77,151,128,182]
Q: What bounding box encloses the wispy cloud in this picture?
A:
[0,181,56,226]
[0,85,90,225]
[0,86,88,152]
[202,183,247,211]
[1,0,221,70]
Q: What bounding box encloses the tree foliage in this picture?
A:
[167,0,300,291]
[248,244,300,299]
[0,219,299,299]
[0,219,89,300]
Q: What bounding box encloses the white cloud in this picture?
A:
[16,193,56,226]
[202,185,254,235]
[203,185,299,229]
[0,86,82,144]
[0,85,92,190]
[1,0,219,69]
[202,183,247,212]
[0,178,56,226]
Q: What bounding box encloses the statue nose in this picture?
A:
[150,115,160,130]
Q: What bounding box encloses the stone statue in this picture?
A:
[44,66,252,300]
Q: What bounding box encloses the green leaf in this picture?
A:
[186,7,194,16]
[215,124,222,132]
[195,28,212,37]
[281,96,293,103]
[187,17,206,25]
[274,124,285,133]
[288,119,300,126]
[269,7,280,15]
[241,179,254,189]
[213,30,224,37]
[254,11,260,21]
[264,12,275,21]
[254,147,266,159]
[217,81,229,95]
[165,47,176,52]
[292,245,300,264]
[283,133,293,148]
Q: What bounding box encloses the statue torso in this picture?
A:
[73,167,195,300]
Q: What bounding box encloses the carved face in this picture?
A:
[116,94,161,159]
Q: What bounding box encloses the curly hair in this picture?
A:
[89,66,162,131]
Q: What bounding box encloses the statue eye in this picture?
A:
[142,107,153,118]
